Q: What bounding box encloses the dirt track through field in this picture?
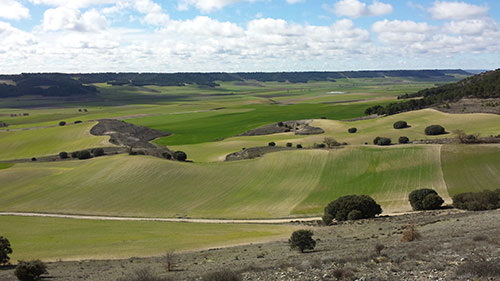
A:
[0,212,322,224]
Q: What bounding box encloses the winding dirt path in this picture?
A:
[0,212,322,224]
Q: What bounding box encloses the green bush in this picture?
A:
[398,136,410,144]
[71,151,79,158]
[268,142,276,147]
[347,209,363,220]
[409,189,443,210]
[286,142,292,147]
[288,229,316,253]
[393,121,408,129]
[373,136,391,146]
[58,152,68,159]
[296,144,302,149]
[78,150,92,160]
[425,125,446,135]
[173,151,187,161]
[14,260,47,281]
[348,127,357,133]
[323,195,382,224]
[0,236,12,266]
[58,121,66,126]
[453,190,500,211]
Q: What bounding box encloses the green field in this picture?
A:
[0,215,295,261]
[0,122,112,160]
[0,146,457,218]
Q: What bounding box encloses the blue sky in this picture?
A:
[0,0,499,73]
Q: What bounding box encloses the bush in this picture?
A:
[286,142,292,147]
[15,260,47,281]
[288,229,316,253]
[314,143,326,148]
[71,151,79,158]
[173,151,187,161]
[398,136,410,144]
[456,255,500,277]
[162,152,172,160]
[452,189,500,211]
[74,120,82,124]
[425,125,446,135]
[393,121,408,129]
[78,150,92,160]
[348,127,357,133]
[0,236,12,266]
[409,189,443,211]
[202,269,241,281]
[58,152,68,159]
[323,195,382,224]
[268,142,276,147]
[373,136,391,146]
[116,267,172,281]
[401,224,421,242]
[58,121,66,126]
[91,148,105,157]
[323,137,340,148]
[296,144,302,149]
[31,157,37,161]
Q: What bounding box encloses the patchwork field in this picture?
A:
[0,215,295,261]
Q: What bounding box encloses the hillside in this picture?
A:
[365,69,500,115]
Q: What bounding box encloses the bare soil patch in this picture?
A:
[435,98,500,114]
[238,120,324,136]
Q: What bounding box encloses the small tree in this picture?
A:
[401,224,421,242]
[15,260,48,281]
[173,151,187,161]
[0,236,12,266]
[289,229,316,253]
[268,142,276,147]
[398,136,410,144]
[373,137,391,146]
[58,152,68,159]
[286,142,293,147]
[393,121,408,129]
[347,127,357,133]
[58,121,66,126]
[78,150,92,160]
[409,188,443,211]
[296,144,302,149]
[323,195,382,224]
[323,137,340,148]
[164,250,176,272]
[425,125,446,135]
[91,148,105,157]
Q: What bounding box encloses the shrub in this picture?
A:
[14,260,47,281]
[398,136,410,144]
[92,148,105,157]
[314,143,326,148]
[347,209,363,220]
[78,150,92,160]
[162,152,172,160]
[375,244,385,256]
[323,195,382,224]
[173,151,187,161]
[31,157,37,161]
[288,229,316,253]
[164,251,176,272]
[425,125,445,135]
[393,121,408,129]
[409,189,443,211]
[202,269,241,281]
[452,190,500,211]
[456,254,500,277]
[268,142,276,147]
[71,151,79,158]
[277,122,284,127]
[286,142,292,147]
[0,236,12,266]
[401,224,421,242]
[58,152,68,159]
[373,136,391,146]
[296,144,302,149]
[58,121,66,126]
[348,127,357,133]
[74,120,82,124]
[323,137,340,148]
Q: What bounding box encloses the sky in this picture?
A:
[0,0,499,73]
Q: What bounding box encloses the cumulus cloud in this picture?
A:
[428,1,489,20]
[29,0,119,8]
[332,0,392,18]
[286,0,305,3]
[178,0,253,13]
[43,7,108,32]
[134,0,169,25]
[0,0,30,20]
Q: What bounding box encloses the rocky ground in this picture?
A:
[1,209,499,281]
[238,120,324,136]
[434,98,500,115]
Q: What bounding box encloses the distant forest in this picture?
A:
[0,69,469,98]
[365,69,500,115]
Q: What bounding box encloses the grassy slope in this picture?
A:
[0,122,112,160]
[0,215,295,261]
[170,109,500,163]
[441,144,500,195]
[0,146,449,218]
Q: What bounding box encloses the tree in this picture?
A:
[347,127,357,133]
[14,260,47,281]
[425,125,446,135]
[393,121,408,129]
[173,151,187,161]
[398,136,410,144]
[58,121,66,126]
[323,195,382,224]
[58,151,68,159]
[268,142,276,147]
[373,136,391,146]
[323,137,339,148]
[78,150,92,160]
[0,236,12,266]
[289,230,316,253]
[409,188,443,211]
[91,148,105,157]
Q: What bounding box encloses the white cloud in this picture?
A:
[43,7,108,32]
[428,1,489,20]
[287,0,304,3]
[133,0,169,25]
[0,0,30,20]
[333,0,392,18]
[178,0,253,13]
[29,0,118,8]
